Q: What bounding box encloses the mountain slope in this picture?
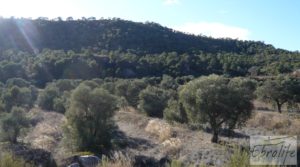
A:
[0,18,287,54]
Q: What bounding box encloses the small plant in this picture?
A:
[167,160,200,167]
[0,107,30,143]
[167,160,183,167]
[0,152,33,167]
[226,147,249,167]
[98,155,132,167]
[145,119,173,142]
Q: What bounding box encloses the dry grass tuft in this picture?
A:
[145,119,173,142]
[98,153,132,167]
[247,111,300,135]
[24,109,65,151]
[162,138,182,156]
[162,138,182,148]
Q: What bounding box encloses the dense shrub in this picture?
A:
[0,152,32,167]
[163,99,188,124]
[2,85,36,111]
[0,107,30,143]
[139,86,170,118]
[115,79,147,107]
[37,85,60,111]
[64,84,119,151]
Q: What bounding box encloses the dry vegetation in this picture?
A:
[145,119,174,142]
[247,111,300,136]
[25,108,65,151]
[11,101,300,166]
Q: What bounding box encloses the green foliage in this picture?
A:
[164,99,188,124]
[38,85,60,111]
[0,18,285,55]
[115,79,147,107]
[256,76,296,113]
[53,93,69,113]
[0,61,27,82]
[0,152,33,167]
[138,86,170,118]
[167,160,184,167]
[0,19,298,86]
[2,85,36,111]
[179,75,254,143]
[5,78,31,88]
[226,148,249,167]
[0,107,30,143]
[64,84,119,151]
[37,80,77,113]
[160,75,178,90]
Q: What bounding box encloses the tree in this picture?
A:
[37,85,59,111]
[115,79,147,107]
[0,107,30,143]
[256,77,292,113]
[138,86,170,118]
[160,75,178,90]
[2,86,35,111]
[179,75,254,143]
[226,77,256,132]
[64,84,119,151]
[163,99,188,124]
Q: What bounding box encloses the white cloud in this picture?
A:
[163,0,180,5]
[174,22,250,40]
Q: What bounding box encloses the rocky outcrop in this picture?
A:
[66,155,101,167]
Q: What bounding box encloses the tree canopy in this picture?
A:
[179,75,254,143]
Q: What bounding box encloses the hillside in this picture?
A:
[0,18,289,55]
[10,105,300,166]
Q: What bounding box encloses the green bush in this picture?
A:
[0,152,33,167]
[138,86,170,118]
[2,86,36,111]
[64,84,119,151]
[115,79,147,107]
[226,147,249,167]
[37,85,59,111]
[164,99,188,123]
[0,107,30,143]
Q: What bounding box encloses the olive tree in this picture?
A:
[256,77,292,113]
[138,86,170,118]
[2,86,35,111]
[0,107,30,143]
[163,99,188,123]
[64,84,119,151]
[37,85,60,111]
[115,79,147,107]
[179,75,254,143]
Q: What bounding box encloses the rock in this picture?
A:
[77,155,100,167]
[133,155,170,167]
[134,155,157,167]
[67,163,80,167]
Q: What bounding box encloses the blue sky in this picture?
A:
[0,0,299,51]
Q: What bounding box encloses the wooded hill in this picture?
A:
[0,18,299,87]
[0,17,292,55]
